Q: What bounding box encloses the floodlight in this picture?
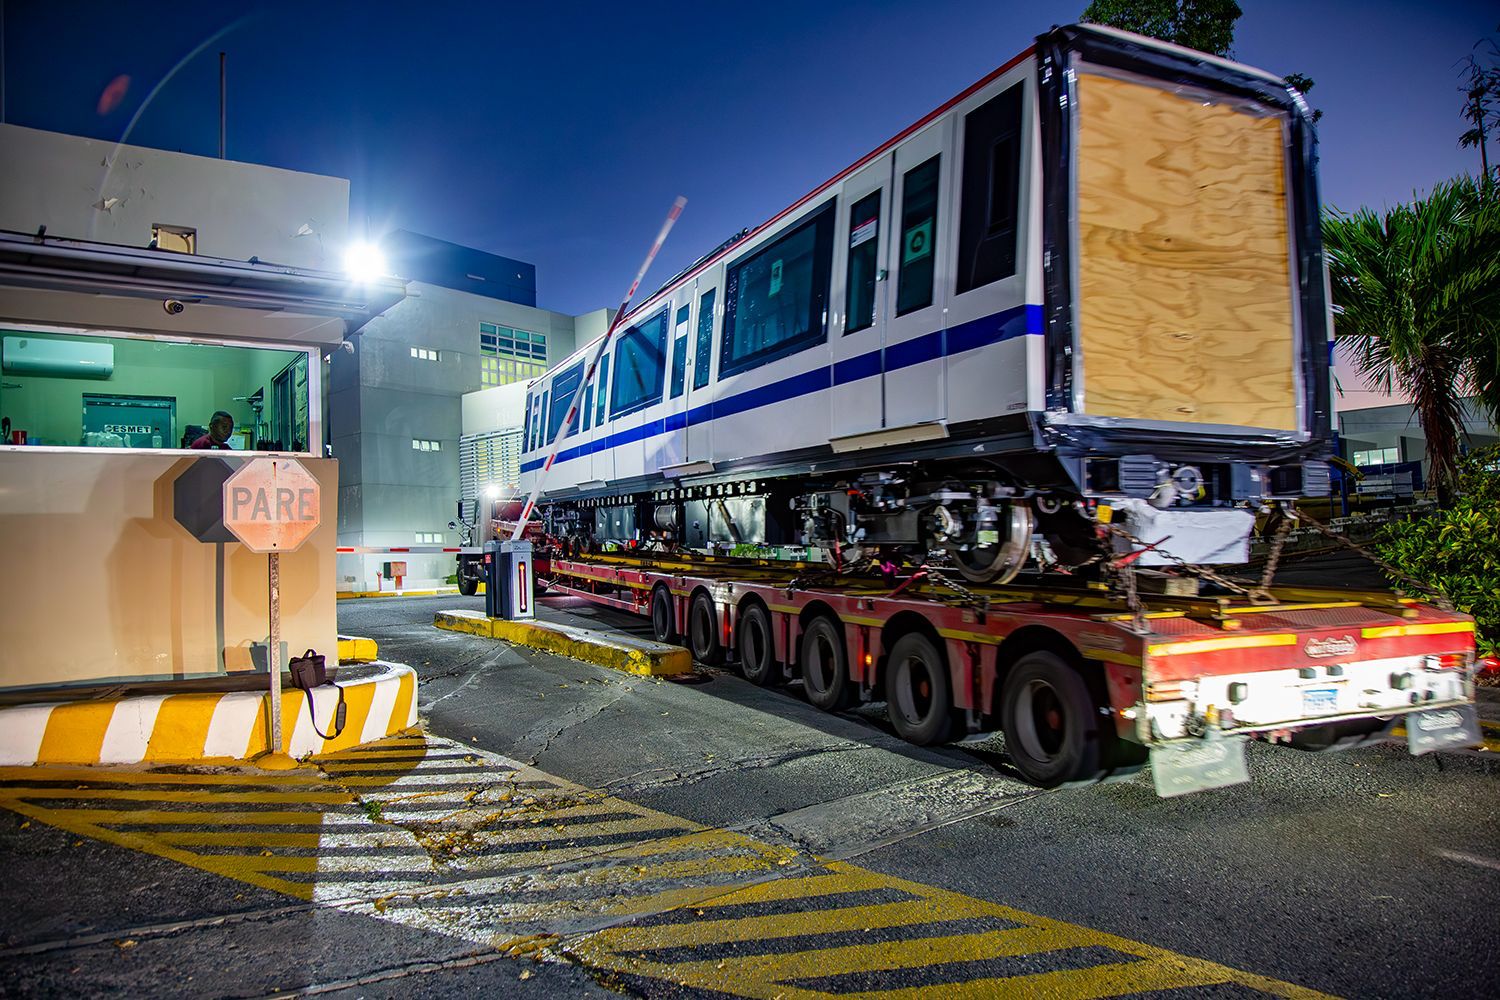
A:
[343,242,390,283]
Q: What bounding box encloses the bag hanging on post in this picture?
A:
[288,648,346,740]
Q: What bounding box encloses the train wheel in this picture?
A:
[999,651,1104,787]
[800,617,850,710]
[737,604,780,687]
[950,502,1034,584]
[885,633,953,745]
[650,585,678,644]
[688,591,724,665]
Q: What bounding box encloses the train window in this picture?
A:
[845,190,881,334]
[583,382,595,431]
[611,309,669,418]
[693,288,716,389]
[538,390,549,448]
[522,395,532,450]
[896,156,940,316]
[720,201,836,379]
[547,362,584,440]
[670,305,690,399]
[957,83,1023,294]
[595,355,610,425]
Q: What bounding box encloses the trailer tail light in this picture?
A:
[1478,656,1500,677]
[1422,652,1470,671]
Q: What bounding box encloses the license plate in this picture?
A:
[1302,688,1339,714]
[1407,704,1482,755]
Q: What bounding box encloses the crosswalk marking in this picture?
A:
[0,736,1337,999]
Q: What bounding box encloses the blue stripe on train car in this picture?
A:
[520,303,1042,474]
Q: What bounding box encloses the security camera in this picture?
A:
[447,520,459,530]
[163,299,185,315]
[339,340,355,354]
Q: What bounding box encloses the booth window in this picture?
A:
[0,328,311,451]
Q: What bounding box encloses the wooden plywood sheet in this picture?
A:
[1075,71,1297,431]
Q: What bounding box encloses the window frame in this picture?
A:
[844,190,882,335]
[693,288,717,389]
[895,156,941,317]
[718,200,837,380]
[547,362,585,440]
[955,82,1024,296]
[609,308,670,419]
[0,321,323,457]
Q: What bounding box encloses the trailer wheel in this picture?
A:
[688,591,724,666]
[801,617,850,710]
[457,572,479,597]
[999,651,1105,787]
[737,604,780,687]
[650,586,677,644]
[885,633,953,745]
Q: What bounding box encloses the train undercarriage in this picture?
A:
[541,449,1320,585]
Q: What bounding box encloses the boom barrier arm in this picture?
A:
[511,196,687,541]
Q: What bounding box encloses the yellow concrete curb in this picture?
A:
[434,609,693,677]
[337,634,379,663]
[0,663,420,766]
[338,585,484,600]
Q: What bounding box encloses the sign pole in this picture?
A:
[219,455,321,763]
[267,550,282,752]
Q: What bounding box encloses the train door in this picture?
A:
[685,281,718,464]
[829,155,892,439]
[883,119,953,430]
[588,352,615,486]
[653,294,694,471]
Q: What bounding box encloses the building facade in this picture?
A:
[329,232,607,592]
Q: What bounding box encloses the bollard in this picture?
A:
[485,540,535,620]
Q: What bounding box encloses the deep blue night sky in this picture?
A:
[3,1,1495,315]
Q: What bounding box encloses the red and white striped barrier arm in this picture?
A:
[511,196,687,541]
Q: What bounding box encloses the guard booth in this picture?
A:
[0,229,402,692]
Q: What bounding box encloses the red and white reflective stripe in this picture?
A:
[510,195,687,542]
[336,546,475,554]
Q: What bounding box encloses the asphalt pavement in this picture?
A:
[2,584,1496,998]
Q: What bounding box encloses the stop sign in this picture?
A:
[222,458,322,553]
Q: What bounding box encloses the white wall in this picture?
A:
[0,124,349,271]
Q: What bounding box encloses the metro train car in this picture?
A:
[518,23,1334,582]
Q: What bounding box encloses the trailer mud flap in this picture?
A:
[1151,736,1250,798]
[1406,705,1482,755]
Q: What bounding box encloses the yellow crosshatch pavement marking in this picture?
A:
[0,736,1336,999]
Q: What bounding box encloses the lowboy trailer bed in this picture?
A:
[541,553,1482,797]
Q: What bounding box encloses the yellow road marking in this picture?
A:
[0,736,1335,999]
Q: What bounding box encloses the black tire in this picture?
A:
[688,591,724,665]
[999,651,1107,787]
[456,571,479,597]
[800,617,851,710]
[650,586,678,644]
[884,633,954,745]
[737,603,779,686]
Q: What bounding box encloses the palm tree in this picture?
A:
[1324,176,1500,498]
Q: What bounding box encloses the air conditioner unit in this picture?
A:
[1,336,114,379]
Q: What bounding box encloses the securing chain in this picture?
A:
[1246,513,1293,604]
[1285,509,1454,611]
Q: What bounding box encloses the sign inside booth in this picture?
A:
[222,458,321,552]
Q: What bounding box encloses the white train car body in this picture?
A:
[519,25,1333,578]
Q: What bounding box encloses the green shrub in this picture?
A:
[1374,446,1500,657]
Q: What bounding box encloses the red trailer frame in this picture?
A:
[542,554,1481,796]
